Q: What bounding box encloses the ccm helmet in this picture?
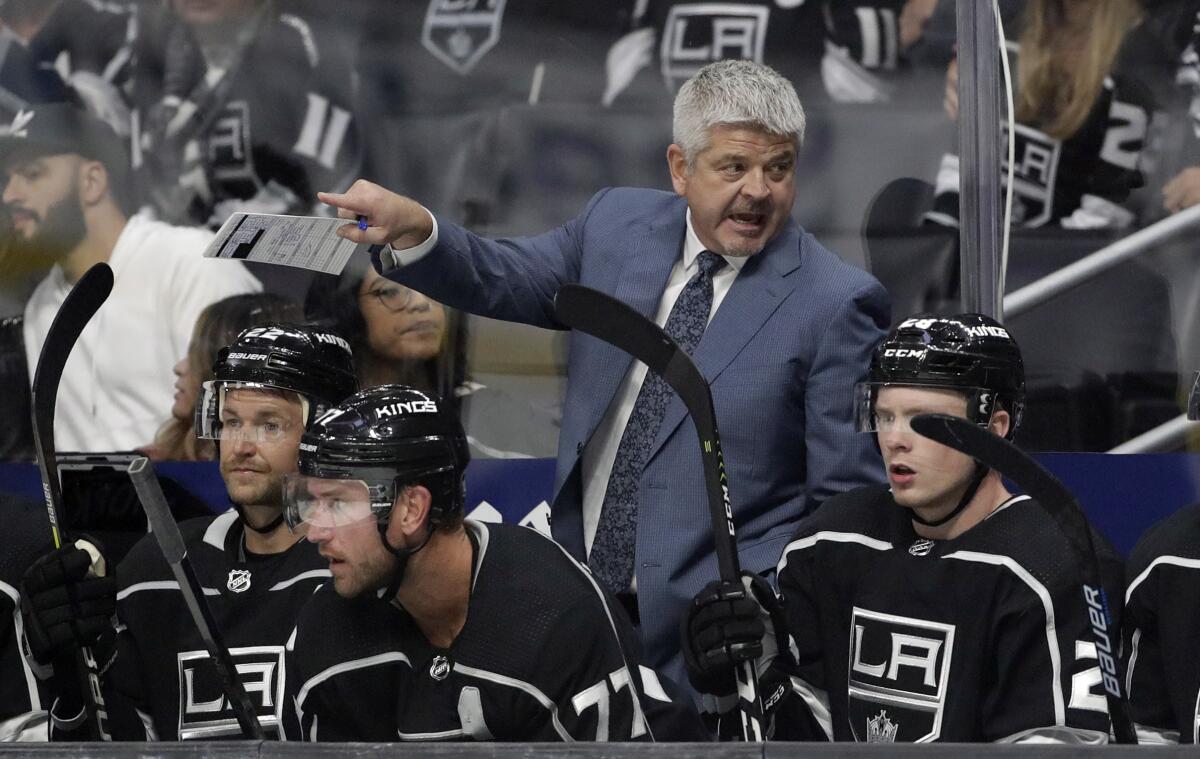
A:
[284,384,469,533]
[196,323,359,439]
[856,314,1025,439]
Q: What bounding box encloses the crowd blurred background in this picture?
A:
[1,0,1199,463]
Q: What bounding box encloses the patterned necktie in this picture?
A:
[589,251,727,593]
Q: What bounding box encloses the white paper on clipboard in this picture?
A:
[203,212,387,275]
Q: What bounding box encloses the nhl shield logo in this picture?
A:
[422,0,506,75]
[227,569,252,593]
[660,4,769,92]
[907,538,935,557]
[429,655,452,681]
[847,606,955,742]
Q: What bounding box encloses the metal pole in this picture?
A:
[956,2,1003,318]
[1109,414,1196,454]
[1005,203,1200,317]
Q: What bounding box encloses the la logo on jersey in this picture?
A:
[177,646,284,739]
[847,607,955,742]
[227,569,252,593]
[1001,123,1062,226]
[660,4,769,91]
[422,0,506,75]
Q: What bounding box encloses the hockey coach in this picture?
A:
[316,57,890,691]
[282,384,706,741]
[682,314,1126,743]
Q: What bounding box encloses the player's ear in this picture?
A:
[393,485,433,538]
[988,408,1011,439]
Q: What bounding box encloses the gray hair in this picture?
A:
[672,60,806,167]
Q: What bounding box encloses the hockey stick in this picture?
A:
[554,284,764,741]
[910,413,1136,744]
[30,261,113,740]
[126,456,265,739]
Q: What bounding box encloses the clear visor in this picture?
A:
[282,474,383,530]
[1189,371,1199,422]
[195,381,308,442]
[854,382,992,433]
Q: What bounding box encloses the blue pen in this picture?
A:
[357,215,368,231]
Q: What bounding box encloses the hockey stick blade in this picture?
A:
[910,413,1135,744]
[30,261,113,741]
[127,457,265,739]
[554,284,764,741]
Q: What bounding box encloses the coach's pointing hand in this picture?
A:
[318,180,435,251]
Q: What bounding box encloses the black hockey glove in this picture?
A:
[20,541,116,665]
[681,572,778,697]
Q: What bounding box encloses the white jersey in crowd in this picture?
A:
[23,212,260,452]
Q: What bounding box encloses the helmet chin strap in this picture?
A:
[233,503,286,534]
[379,522,435,600]
[909,462,989,528]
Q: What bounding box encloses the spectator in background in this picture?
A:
[926,0,1149,229]
[305,252,559,458]
[304,252,458,397]
[3,102,260,453]
[20,0,136,138]
[1116,0,1200,216]
[603,0,936,108]
[147,292,303,461]
[129,0,361,227]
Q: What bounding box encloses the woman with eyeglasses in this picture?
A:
[305,252,558,459]
[305,251,462,402]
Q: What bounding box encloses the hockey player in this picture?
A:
[20,323,357,740]
[682,314,1124,743]
[282,384,706,742]
[1121,370,1200,744]
[0,494,61,741]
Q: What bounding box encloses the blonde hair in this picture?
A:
[152,294,303,461]
[1016,0,1142,140]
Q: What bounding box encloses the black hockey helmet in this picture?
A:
[196,323,359,439]
[856,313,1025,438]
[284,384,469,531]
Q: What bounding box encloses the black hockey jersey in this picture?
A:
[129,2,361,226]
[106,510,328,740]
[0,496,53,742]
[1122,502,1200,744]
[926,42,1152,229]
[284,521,705,742]
[607,0,909,106]
[358,0,636,116]
[774,485,1122,743]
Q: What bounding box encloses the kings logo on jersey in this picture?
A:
[1001,122,1061,227]
[846,607,955,743]
[177,646,285,739]
[422,0,506,75]
[660,4,770,91]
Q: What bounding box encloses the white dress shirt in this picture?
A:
[580,211,744,576]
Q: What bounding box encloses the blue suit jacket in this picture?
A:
[391,187,890,687]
